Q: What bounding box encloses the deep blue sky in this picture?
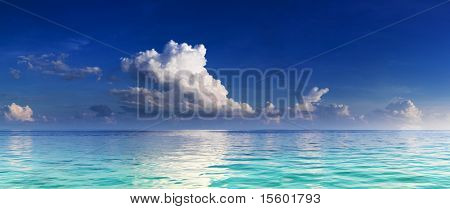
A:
[1,0,450,129]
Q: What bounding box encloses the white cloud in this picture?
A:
[293,87,352,120]
[116,41,254,117]
[305,87,329,103]
[369,98,423,129]
[296,87,329,112]
[262,101,281,123]
[384,98,422,122]
[18,53,102,80]
[4,103,34,122]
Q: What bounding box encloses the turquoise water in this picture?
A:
[0,130,449,188]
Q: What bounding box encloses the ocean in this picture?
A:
[0,130,449,188]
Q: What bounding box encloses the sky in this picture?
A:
[1,0,450,130]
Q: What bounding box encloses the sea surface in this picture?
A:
[0,130,449,188]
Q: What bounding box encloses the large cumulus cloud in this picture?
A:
[115,41,254,117]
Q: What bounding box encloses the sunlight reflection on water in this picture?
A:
[0,130,449,188]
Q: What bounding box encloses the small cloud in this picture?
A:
[262,101,281,123]
[4,103,34,122]
[305,87,330,104]
[10,68,21,80]
[295,87,329,114]
[384,98,422,122]
[17,53,102,80]
[289,86,357,123]
[368,98,423,129]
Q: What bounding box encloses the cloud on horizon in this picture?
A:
[3,103,34,122]
[368,98,423,129]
